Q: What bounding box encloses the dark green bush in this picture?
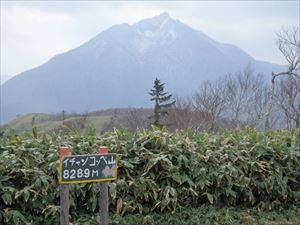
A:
[0,128,299,224]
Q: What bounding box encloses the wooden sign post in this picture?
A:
[59,147,71,225]
[58,146,117,225]
[99,146,109,225]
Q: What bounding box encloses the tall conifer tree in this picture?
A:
[149,78,175,126]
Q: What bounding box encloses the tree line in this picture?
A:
[166,65,299,131]
[147,26,300,132]
[6,27,297,134]
[42,27,300,133]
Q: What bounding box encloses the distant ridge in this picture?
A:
[1,12,284,124]
[0,75,13,85]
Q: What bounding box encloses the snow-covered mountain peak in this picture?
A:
[132,12,178,52]
[134,12,175,32]
[151,12,171,24]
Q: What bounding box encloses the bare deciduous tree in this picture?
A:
[123,108,151,131]
[275,76,300,129]
[265,26,300,130]
[224,65,268,129]
[193,80,226,132]
[167,96,196,130]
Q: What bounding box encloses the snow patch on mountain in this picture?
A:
[132,12,178,52]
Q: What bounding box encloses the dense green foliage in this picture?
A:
[72,205,300,225]
[0,128,299,224]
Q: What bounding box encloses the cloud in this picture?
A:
[1,4,82,75]
[1,1,299,76]
[0,2,167,75]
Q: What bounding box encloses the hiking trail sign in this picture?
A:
[58,146,115,225]
[58,153,117,184]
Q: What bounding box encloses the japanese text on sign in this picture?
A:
[58,154,117,184]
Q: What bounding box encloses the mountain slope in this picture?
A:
[0,75,13,85]
[1,12,284,124]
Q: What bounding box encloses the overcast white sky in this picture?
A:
[1,1,299,77]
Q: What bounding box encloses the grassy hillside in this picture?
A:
[1,108,153,134]
[1,113,111,134]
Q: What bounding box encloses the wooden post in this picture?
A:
[99,146,109,225]
[60,184,69,225]
[59,147,70,225]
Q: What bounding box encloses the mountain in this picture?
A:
[1,12,284,124]
[0,75,13,85]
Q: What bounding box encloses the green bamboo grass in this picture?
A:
[0,128,299,224]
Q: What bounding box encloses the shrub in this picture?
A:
[0,128,299,224]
